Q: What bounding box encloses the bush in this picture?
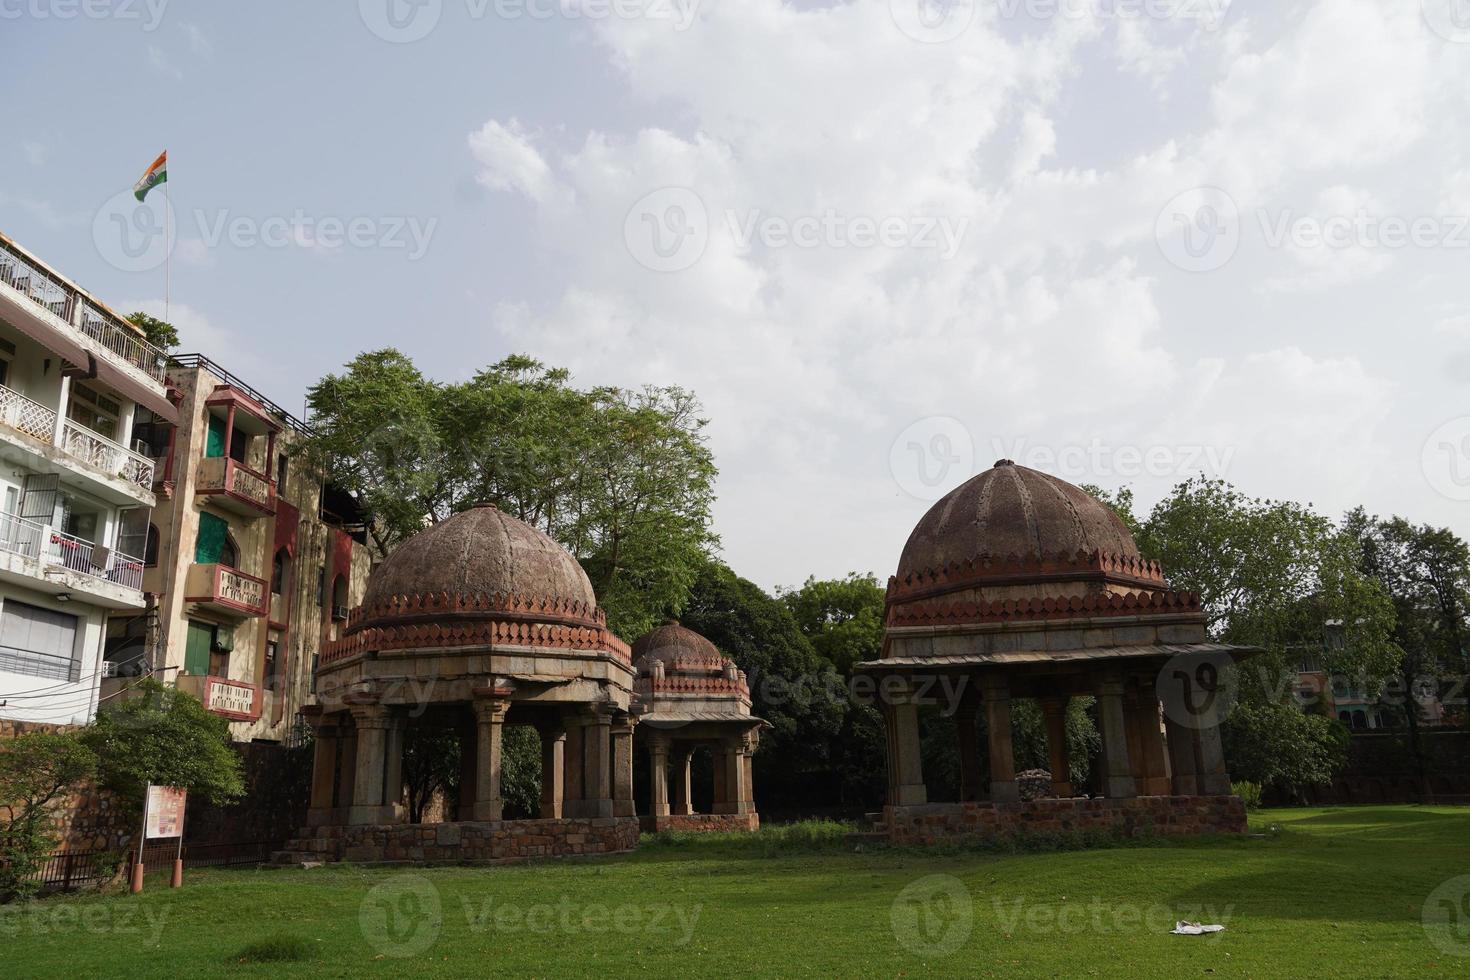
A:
[1232,780,1264,810]
[0,732,97,903]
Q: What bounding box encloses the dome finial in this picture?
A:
[993,458,1015,468]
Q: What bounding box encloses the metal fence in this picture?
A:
[23,841,283,893]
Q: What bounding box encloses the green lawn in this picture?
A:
[3,806,1467,978]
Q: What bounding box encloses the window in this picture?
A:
[276,453,289,490]
[331,575,348,621]
[131,408,171,461]
[220,533,239,570]
[264,636,280,691]
[195,512,230,564]
[205,414,227,459]
[0,336,14,387]
[66,383,121,440]
[145,524,160,567]
[0,601,80,682]
[271,547,290,595]
[184,620,213,675]
[116,508,149,559]
[316,567,325,606]
[229,430,251,465]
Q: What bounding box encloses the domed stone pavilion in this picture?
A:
[280,504,640,865]
[632,621,766,832]
[857,461,1260,844]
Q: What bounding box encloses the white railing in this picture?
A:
[0,234,170,385]
[61,421,154,489]
[0,382,58,442]
[0,510,144,592]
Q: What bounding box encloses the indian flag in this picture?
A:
[132,151,167,202]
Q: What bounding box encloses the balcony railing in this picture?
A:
[185,562,268,617]
[0,235,169,385]
[60,421,154,489]
[195,455,275,515]
[0,510,145,591]
[0,382,58,442]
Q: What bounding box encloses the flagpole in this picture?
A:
[163,154,170,328]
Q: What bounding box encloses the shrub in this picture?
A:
[0,732,98,903]
[1232,780,1264,810]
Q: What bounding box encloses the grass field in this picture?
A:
[3,806,1467,978]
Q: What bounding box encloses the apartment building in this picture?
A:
[104,355,373,743]
[0,232,171,725]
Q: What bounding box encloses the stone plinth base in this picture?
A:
[276,816,640,866]
[883,795,1245,845]
[639,812,760,834]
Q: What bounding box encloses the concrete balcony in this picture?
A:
[195,456,275,518]
[184,562,268,619]
[0,511,145,609]
[177,673,262,722]
[0,382,156,507]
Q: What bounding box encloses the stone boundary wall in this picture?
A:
[1310,729,1470,805]
[300,816,641,864]
[640,813,760,834]
[883,796,1246,845]
[0,719,134,854]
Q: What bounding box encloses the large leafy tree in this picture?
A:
[305,351,717,638]
[679,559,847,810]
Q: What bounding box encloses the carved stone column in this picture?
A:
[1040,696,1073,798]
[671,746,694,815]
[348,704,392,825]
[583,706,614,818]
[1097,674,1137,799]
[538,722,566,819]
[1130,686,1173,796]
[472,697,509,822]
[1165,715,1201,795]
[305,711,340,827]
[336,726,358,825]
[611,714,636,818]
[883,678,927,807]
[648,735,671,818]
[563,715,585,818]
[1196,717,1232,795]
[983,677,1019,804]
[955,685,984,802]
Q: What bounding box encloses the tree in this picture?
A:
[780,573,886,674]
[126,311,180,351]
[0,732,97,902]
[305,352,717,639]
[402,726,459,824]
[81,679,244,810]
[679,559,848,810]
[1221,701,1349,801]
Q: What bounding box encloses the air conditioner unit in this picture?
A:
[212,625,235,653]
[331,605,350,622]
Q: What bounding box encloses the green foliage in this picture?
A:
[500,726,542,820]
[1010,697,1099,790]
[1232,780,1264,810]
[402,726,460,823]
[0,732,97,903]
[1221,701,1349,797]
[81,679,244,810]
[679,559,847,807]
[779,573,886,674]
[305,351,717,639]
[645,819,857,857]
[126,311,180,351]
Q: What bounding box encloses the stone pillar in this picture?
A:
[1164,715,1201,796]
[307,717,339,827]
[457,711,479,821]
[538,722,566,819]
[716,738,751,815]
[955,688,984,802]
[1040,697,1073,798]
[648,735,671,818]
[383,716,406,820]
[883,679,927,807]
[348,705,391,825]
[611,714,636,818]
[1131,690,1173,796]
[711,746,727,813]
[982,677,1019,804]
[336,727,358,825]
[583,707,614,818]
[671,746,694,815]
[1097,675,1137,799]
[472,697,508,822]
[1196,718,1232,795]
[563,716,585,818]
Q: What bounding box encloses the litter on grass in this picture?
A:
[1171,921,1226,935]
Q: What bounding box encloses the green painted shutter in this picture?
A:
[184,620,213,675]
[205,414,226,458]
[194,512,228,564]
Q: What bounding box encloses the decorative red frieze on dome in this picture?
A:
[320,618,631,666]
[888,550,1167,604]
[345,590,607,634]
[640,675,751,696]
[885,588,1202,628]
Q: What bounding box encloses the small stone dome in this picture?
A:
[362,503,596,612]
[897,460,1140,576]
[632,620,727,674]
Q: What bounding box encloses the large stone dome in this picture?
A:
[362,503,596,613]
[897,460,1140,577]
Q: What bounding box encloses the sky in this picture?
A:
[2,0,1468,592]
